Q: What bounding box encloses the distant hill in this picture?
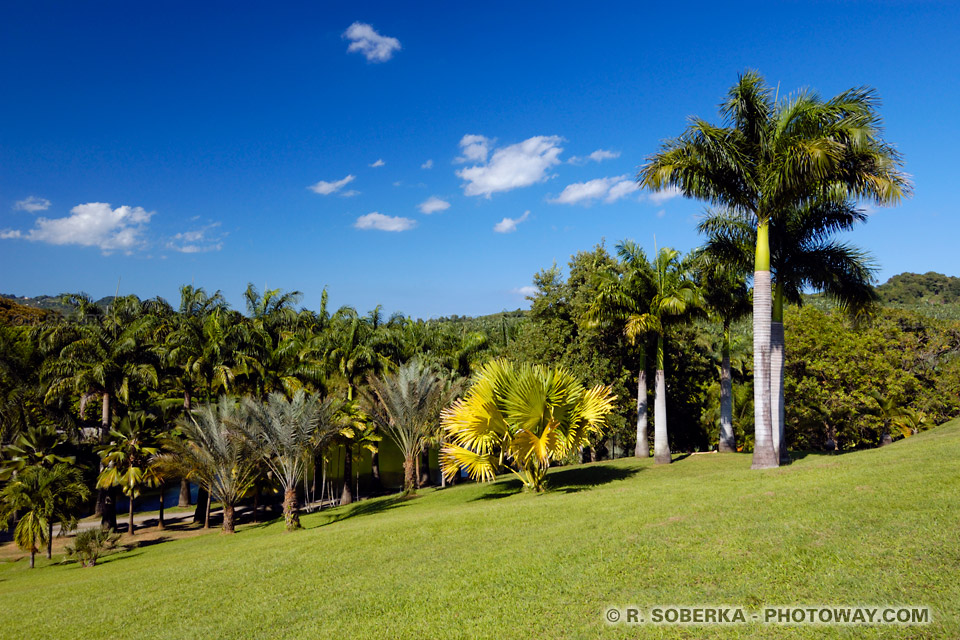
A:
[876,272,960,306]
[0,297,55,325]
[0,293,114,318]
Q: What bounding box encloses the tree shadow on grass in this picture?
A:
[473,464,643,500]
[311,494,413,528]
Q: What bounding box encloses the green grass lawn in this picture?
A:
[2,421,959,639]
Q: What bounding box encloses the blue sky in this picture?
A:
[1,1,958,318]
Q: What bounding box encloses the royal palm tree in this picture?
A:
[160,398,258,534]
[587,240,656,457]
[692,250,751,453]
[363,361,452,494]
[97,412,163,536]
[640,71,910,468]
[441,359,615,492]
[700,197,877,460]
[623,248,701,464]
[0,464,89,566]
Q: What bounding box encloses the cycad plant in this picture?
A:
[624,248,701,464]
[440,359,616,492]
[640,71,910,468]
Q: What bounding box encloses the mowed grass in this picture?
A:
[2,422,959,639]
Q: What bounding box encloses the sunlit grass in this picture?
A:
[1,421,958,639]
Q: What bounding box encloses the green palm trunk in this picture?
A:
[752,221,778,469]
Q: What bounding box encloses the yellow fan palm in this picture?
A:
[440,359,615,492]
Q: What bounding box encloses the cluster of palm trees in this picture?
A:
[0,284,499,558]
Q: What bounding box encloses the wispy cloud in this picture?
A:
[512,285,538,297]
[369,158,385,168]
[3,202,154,254]
[568,149,620,165]
[14,196,51,213]
[343,22,401,62]
[646,185,682,205]
[355,212,416,232]
[308,174,356,195]
[421,159,433,169]
[340,189,361,198]
[494,210,530,233]
[457,135,563,198]
[550,175,637,205]
[418,196,450,215]
[166,222,225,254]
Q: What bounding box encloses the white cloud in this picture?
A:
[418,196,450,215]
[0,229,22,239]
[14,196,51,213]
[340,189,361,198]
[18,202,153,254]
[421,159,433,169]
[354,212,416,232]
[457,135,564,198]
[308,174,355,195]
[494,210,530,233]
[166,222,224,254]
[512,285,538,297]
[455,135,492,164]
[568,149,621,165]
[369,158,385,168]
[550,175,637,206]
[646,185,682,205]
[343,22,401,62]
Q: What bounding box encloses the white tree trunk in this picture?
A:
[635,369,649,457]
[770,320,786,463]
[653,369,671,464]
[718,343,736,453]
[752,270,778,468]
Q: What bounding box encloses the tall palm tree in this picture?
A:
[699,197,877,460]
[0,464,89,566]
[692,250,752,453]
[587,240,656,458]
[639,71,909,468]
[241,391,339,530]
[624,247,701,464]
[363,361,453,494]
[441,359,616,492]
[96,412,163,536]
[160,398,258,534]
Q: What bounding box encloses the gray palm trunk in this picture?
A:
[653,369,670,464]
[770,320,786,462]
[635,369,649,458]
[718,327,736,453]
[751,270,779,468]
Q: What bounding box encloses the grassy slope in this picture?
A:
[2,422,959,639]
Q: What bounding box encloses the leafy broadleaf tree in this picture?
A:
[640,71,909,468]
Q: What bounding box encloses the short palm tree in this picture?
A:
[441,359,616,492]
[97,412,163,536]
[241,391,339,530]
[0,464,89,567]
[363,361,452,494]
[160,398,258,534]
[640,71,910,468]
[624,248,702,464]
